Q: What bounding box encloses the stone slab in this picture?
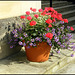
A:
[0,39,75,74]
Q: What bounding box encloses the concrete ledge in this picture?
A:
[0,39,75,74]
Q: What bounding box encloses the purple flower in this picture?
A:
[60,26,64,31]
[33,43,36,47]
[67,34,73,39]
[14,39,18,41]
[49,43,52,46]
[10,39,12,42]
[31,39,35,42]
[57,50,60,54]
[52,29,55,32]
[60,45,65,48]
[67,47,70,49]
[63,35,66,39]
[43,33,46,37]
[23,43,26,46]
[46,27,49,31]
[12,29,17,34]
[23,33,28,37]
[19,27,22,31]
[69,43,74,45]
[71,46,75,48]
[35,37,40,41]
[71,54,74,57]
[67,26,70,29]
[29,43,33,46]
[10,45,13,48]
[14,34,18,38]
[73,49,75,51]
[52,32,55,36]
[57,31,61,35]
[57,42,61,45]
[47,39,51,43]
[54,37,59,42]
[57,28,60,31]
[19,37,23,39]
[18,41,23,45]
[60,21,64,24]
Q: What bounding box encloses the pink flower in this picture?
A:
[20,16,25,19]
[32,8,36,12]
[27,16,32,20]
[44,7,49,12]
[63,19,68,23]
[30,21,36,26]
[38,9,43,12]
[26,11,30,15]
[46,19,52,24]
[34,14,39,18]
[49,7,54,12]
[48,24,52,27]
[46,33,53,40]
[52,18,56,22]
[30,7,32,10]
[70,27,74,31]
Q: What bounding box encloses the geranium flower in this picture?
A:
[63,19,68,23]
[20,16,25,19]
[27,16,32,20]
[34,14,39,18]
[48,24,52,27]
[18,41,23,45]
[46,19,52,24]
[70,27,74,31]
[32,8,36,12]
[38,9,43,12]
[30,21,36,26]
[30,7,32,10]
[45,33,53,40]
[26,11,30,15]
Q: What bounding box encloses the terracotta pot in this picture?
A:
[25,42,51,62]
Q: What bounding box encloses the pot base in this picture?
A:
[25,42,51,62]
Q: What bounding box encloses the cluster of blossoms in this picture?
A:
[9,7,75,57]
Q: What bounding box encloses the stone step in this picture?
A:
[54,4,75,13]
[0,41,75,74]
[41,1,72,9]
[62,10,75,19]
[53,1,72,8]
[66,16,75,26]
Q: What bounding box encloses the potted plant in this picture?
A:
[9,7,75,62]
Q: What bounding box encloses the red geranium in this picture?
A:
[27,16,32,20]
[46,33,53,40]
[48,24,52,27]
[34,14,39,18]
[63,19,68,23]
[30,21,36,26]
[70,27,74,31]
[46,19,52,24]
[38,9,43,12]
[32,8,36,12]
[44,7,49,12]
[48,7,54,12]
[20,16,25,19]
[52,18,56,22]
[41,11,46,16]
[26,11,30,15]
[30,7,32,10]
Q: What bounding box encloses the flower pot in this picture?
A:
[25,42,51,62]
